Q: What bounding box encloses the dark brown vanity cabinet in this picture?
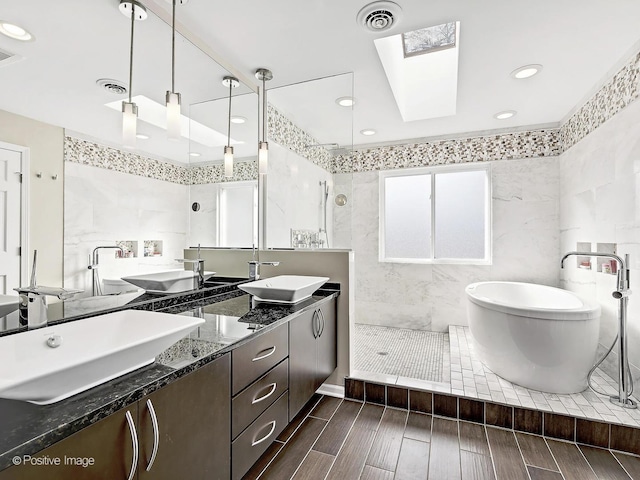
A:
[289,298,337,420]
[231,323,289,480]
[0,354,231,480]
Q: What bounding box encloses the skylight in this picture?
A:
[374,21,460,122]
[402,22,456,58]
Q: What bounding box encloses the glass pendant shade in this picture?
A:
[122,101,138,148]
[258,141,268,174]
[224,146,234,177]
[166,91,182,141]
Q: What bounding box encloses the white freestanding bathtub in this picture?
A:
[465,282,601,394]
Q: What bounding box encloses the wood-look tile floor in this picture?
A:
[243,396,640,480]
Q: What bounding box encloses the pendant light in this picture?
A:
[255,68,273,175]
[119,0,147,148]
[166,0,183,141]
[222,76,239,178]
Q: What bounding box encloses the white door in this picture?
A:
[0,147,22,294]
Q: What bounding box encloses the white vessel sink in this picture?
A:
[0,310,204,404]
[239,275,329,303]
[0,295,19,317]
[121,269,216,294]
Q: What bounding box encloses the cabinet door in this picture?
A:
[0,405,138,480]
[138,354,231,480]
[288,309,319,421]
[316,299,337,389]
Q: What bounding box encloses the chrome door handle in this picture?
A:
[125,410,138,480]
[252,383,277,404]
[145,399,160,472]
[252,345,276,362]
[312,310,318,338]
[319,309,325,337]
[251,421,276,446]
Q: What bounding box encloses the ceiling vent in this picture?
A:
[96,78,128,95]
[356,1,402,33]
[0,48,22,68]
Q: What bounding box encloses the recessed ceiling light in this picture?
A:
[136,133,150,140]
[360,129,377,136]
[230,116,247,124]
[510,64,543,79]
[0,21,34,41]
[189,152,201,157]
[494,110,516,120]
[336,96,355,107]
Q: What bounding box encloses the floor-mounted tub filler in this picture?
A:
[466,281,601,394]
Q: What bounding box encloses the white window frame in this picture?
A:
[379,163,492,265]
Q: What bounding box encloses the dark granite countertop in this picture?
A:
[0,283,339,471]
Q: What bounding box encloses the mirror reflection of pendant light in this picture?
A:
[255,68,273,175]
[166,0,183,141]
[222,76,239,178]
[119,0,147,148]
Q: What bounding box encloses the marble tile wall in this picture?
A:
[559,96,640,383]
[265,142,333,248]
[337,157,560,331]
[64,161,189,295]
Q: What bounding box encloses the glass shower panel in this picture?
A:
[384,174,431,259]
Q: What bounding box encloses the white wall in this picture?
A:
[335,158,560,331]
[560,97,640,372]
[0,109,64,287]
[64,162,189,295]
[266,143,334,248]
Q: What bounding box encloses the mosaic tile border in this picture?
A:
[64,136,257,185]
[268,104,333,172]
[64,136,190,184]
[561,51,640,151]
[331,128,562,174]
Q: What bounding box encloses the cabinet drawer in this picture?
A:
[232,358,288,439]
[232,323,288,395]
[231,391,289,480]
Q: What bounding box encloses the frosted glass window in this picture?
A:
[219,184,257,247]
[434,170,486,259]
[384,175,431,259]
[380,165,490,263]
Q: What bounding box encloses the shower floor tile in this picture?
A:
[353,324,450,384]
[450,325,640,428]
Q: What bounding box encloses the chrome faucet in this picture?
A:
[247,245,279,280]
[248,261,280,280]
[176,244,206,289]
[88,246,125,296]
[561,251,635,408]
[15,251,83,329]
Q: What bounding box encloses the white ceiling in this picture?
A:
[1,0,640,164]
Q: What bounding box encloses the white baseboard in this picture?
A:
[317,383,344,398]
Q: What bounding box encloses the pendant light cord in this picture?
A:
[227,81,232,147]
[128,4,135,104]
[171,0,176,93]
[262,77,267,142]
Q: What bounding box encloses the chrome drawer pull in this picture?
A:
[252,345,276,362]
[251,421,276,446]
[252,383,277,404]
[125,410,138,480]
[312,310,318,338]
[145,399,160,471]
